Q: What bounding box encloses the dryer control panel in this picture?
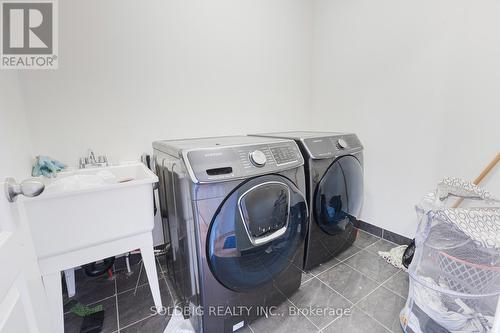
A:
[303,134,363,159]
[184,141,304,183]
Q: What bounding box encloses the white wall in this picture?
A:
[15,0,500,238]
[0,72,34,229]
[0,73,33,179]
[312,0,500,237]
[19,0,313,166]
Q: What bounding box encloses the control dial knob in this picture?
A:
[249,150,267,167]
[337,138,348,149]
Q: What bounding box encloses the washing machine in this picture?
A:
[250,132,363,271]
[153,136,308,333]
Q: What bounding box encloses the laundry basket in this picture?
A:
[400,178,500,333]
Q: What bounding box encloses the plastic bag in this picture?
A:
[402,239,415,269]
[164,308,195,333]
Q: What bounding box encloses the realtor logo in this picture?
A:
[1,0,58,69]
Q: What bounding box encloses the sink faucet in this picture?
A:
[88,149,97,164]
[79,149,108,169]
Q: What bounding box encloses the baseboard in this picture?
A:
[355,220,412,245]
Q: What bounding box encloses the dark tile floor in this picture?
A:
[63,255,174,333]
[244,230,409,333]
[63,230,409,333]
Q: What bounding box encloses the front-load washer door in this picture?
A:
[207,174,307,292]
[314,155,363,235]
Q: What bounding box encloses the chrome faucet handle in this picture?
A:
[79,157,86,169]
[79,150,108,169]
[5,178,45,202]
[88,149,97,164]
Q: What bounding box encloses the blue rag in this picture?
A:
[32,156,66,178]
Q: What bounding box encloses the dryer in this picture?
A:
[251,132,363,271]
[153,136,308,333]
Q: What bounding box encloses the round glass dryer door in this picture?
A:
[207,175,307,292]
[314,155,363,235]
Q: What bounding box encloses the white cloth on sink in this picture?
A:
[46,170,117,192]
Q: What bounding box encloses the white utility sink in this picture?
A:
[22,162,163,333]
[24,163,158,258]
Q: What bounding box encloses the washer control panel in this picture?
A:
[249,150,267,167]
[185,141,303,183]
[270,146,299,165]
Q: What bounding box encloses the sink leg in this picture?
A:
[140,242,163,313]
[64,268,76,298]
[42,271,64,333]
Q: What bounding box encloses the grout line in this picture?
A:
[300,228,383,280]
[320,274,404,333]
[308,240,404,331]
[349,283,382,309]
[115,264,173,330]
[162,277,175,304]
[308,278,354,331]
[119,313,157,331]
[364,238,400,252]
[313,259,343,277]
[317,313,344,332]
[247,323,256,333]
[105,261,166,299]
[155,257,175,303]
[155,256,166,276]
[115,278,120,332]
[335,245,363,260]
[340,260,385,285]
[250,281,320,331]
[272,279,321,331]
[356,305,395,333]
[338,245,402,287]
[357,228,380,237]
[354,239,381,252]
[382,275,409,299]
[312,276,354,306]
[301,275,314,285]
[363,239,382,252]
[348,270,406,333]
[378,281,406,301]
[349,269,402,309]
[284,295,321,331]
[301,259,342,278]
[334,235,401,284]
[333,251,361,265]
[116,263,164,296]
[117,282,150,297]
[132,260,144,296]
[301,235,382,282]
[318,312,343,332]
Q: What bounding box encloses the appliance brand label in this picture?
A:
[204,152,223,157]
